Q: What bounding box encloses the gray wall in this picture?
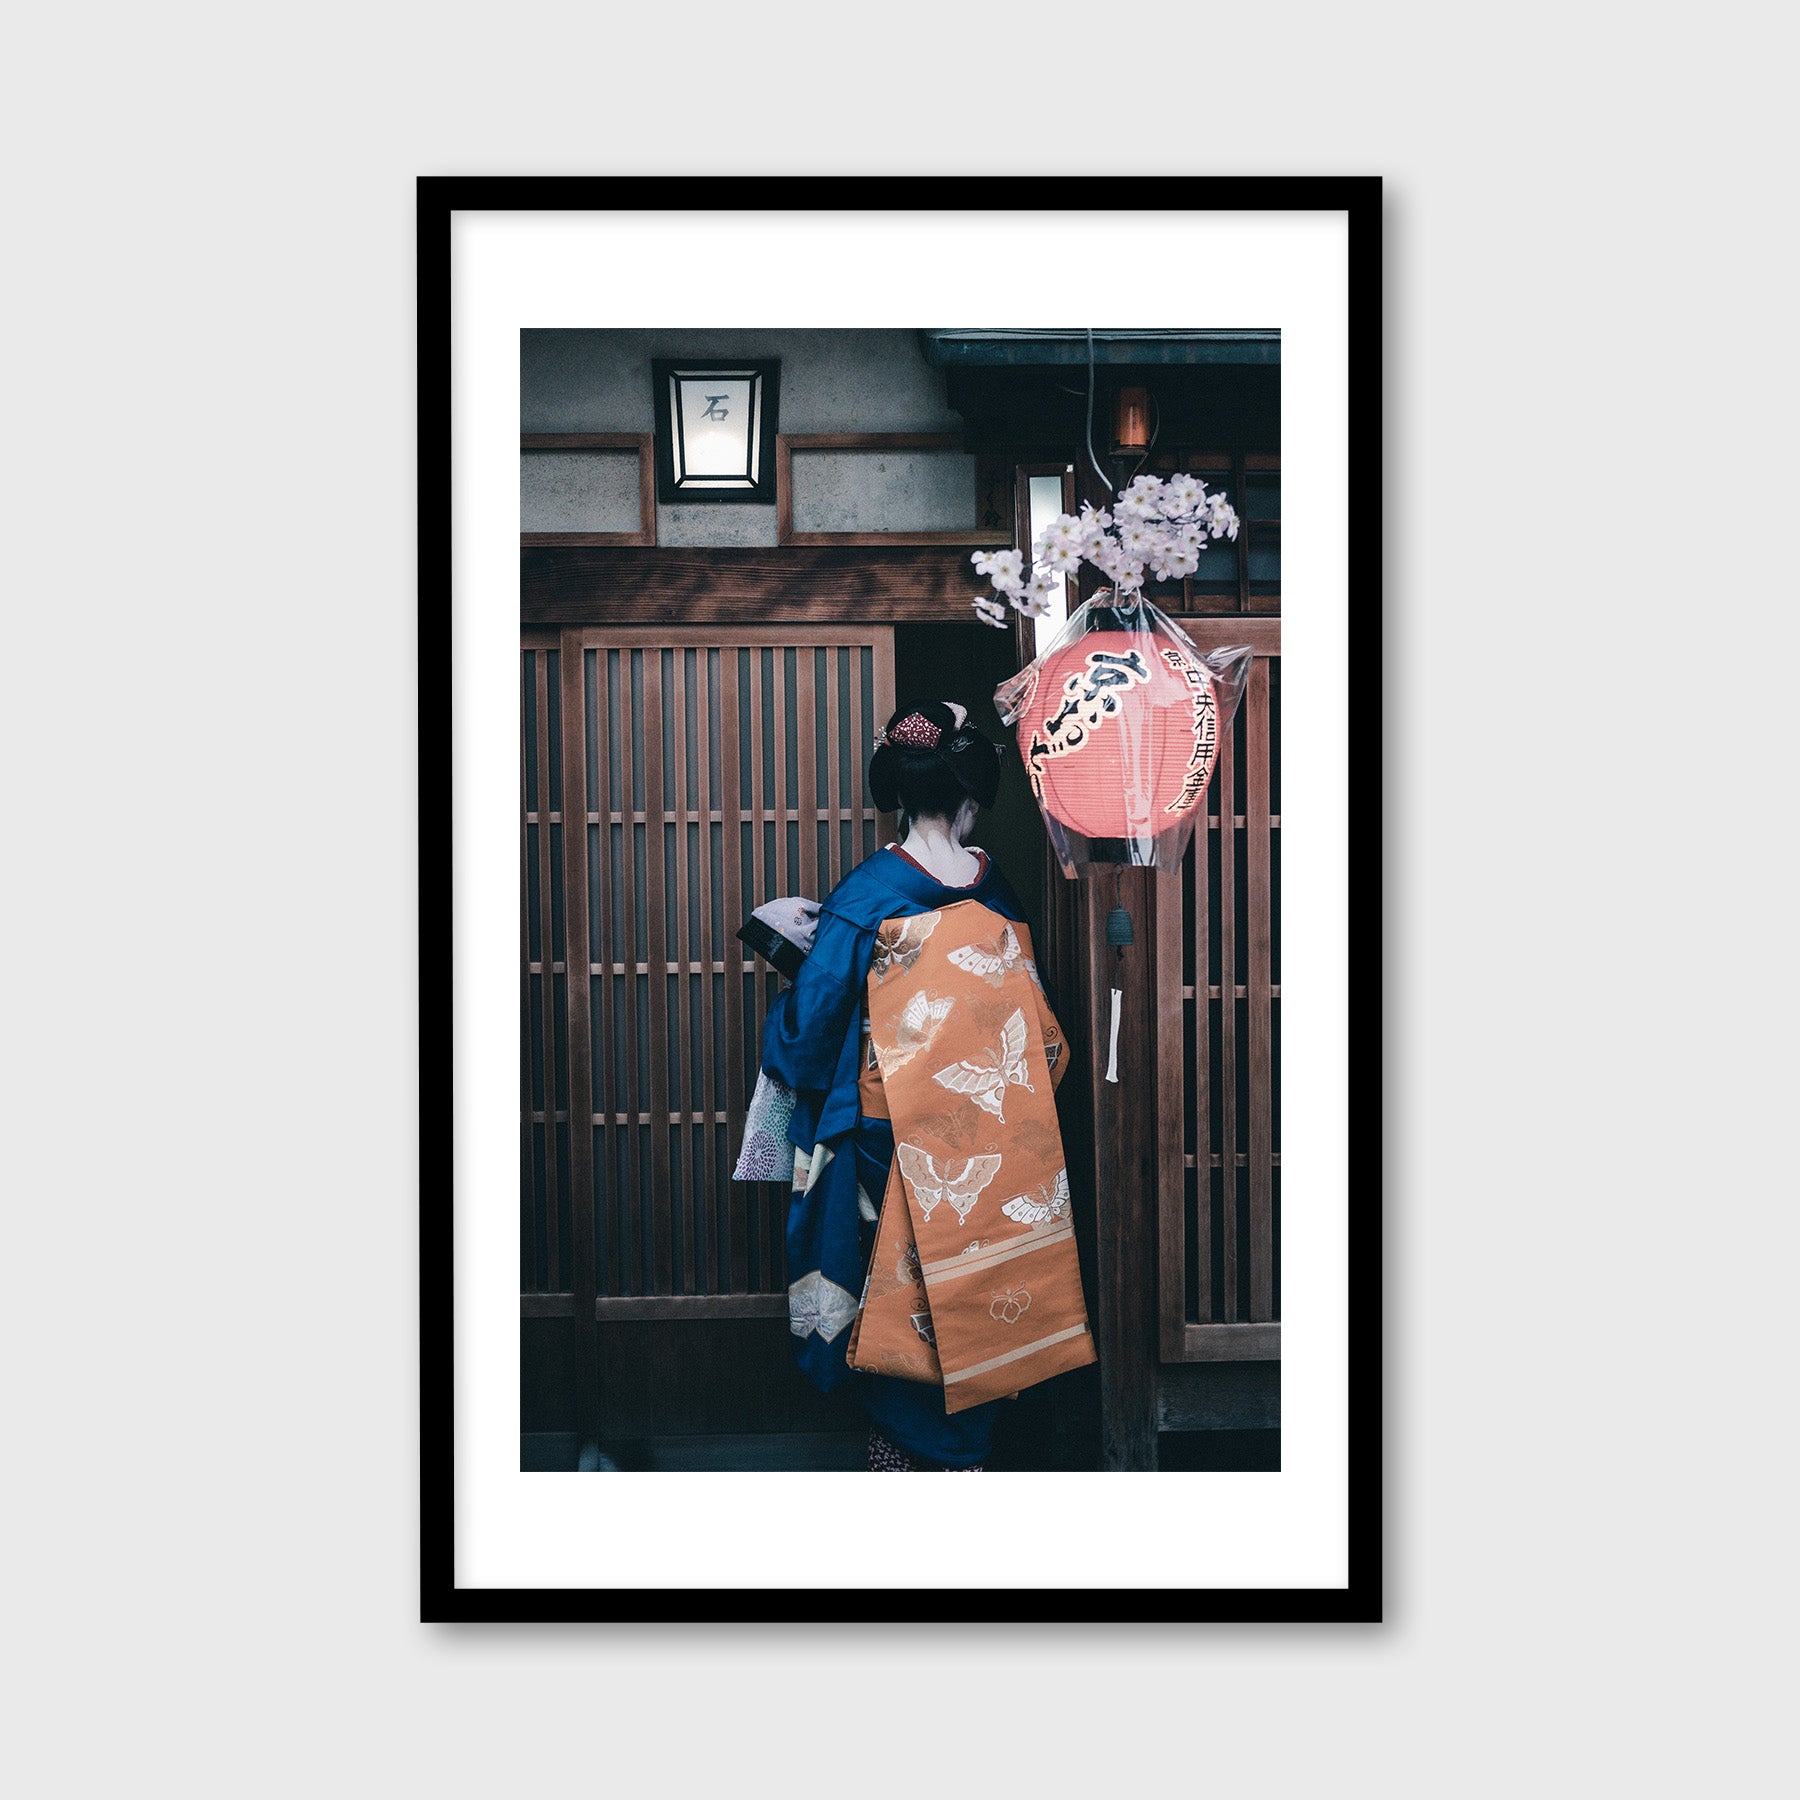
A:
[520,329,972,546]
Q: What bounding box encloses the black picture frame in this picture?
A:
[419,173,1383,1625]
[651,357,781,503]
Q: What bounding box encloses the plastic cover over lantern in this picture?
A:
[994,594,1252,878]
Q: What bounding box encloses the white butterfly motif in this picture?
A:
[878,990,954,1072]
[1000,1166,1071,1225]
[872,910,941,983]
[895,1144,1003,1225]
[989,1286,1032,1326]
[932,1007,1033,1123]
[947,922,1036,990]
[909,1311,937,1347]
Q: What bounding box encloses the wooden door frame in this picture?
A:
[524,608,903,1459]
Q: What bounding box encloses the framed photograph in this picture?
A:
[421,176,1381,1621]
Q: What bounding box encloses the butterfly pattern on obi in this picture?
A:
[871,909,941,984]
[989,1286,1032,1326]
[932,1007,1033,1123]
[1000,1166,1071,1225]
[946,921,1040,991]
[895,1144,1002,1226]
[877,990,955,1073]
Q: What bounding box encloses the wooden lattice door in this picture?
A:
[521,626,896,1378]
[1154,617,1281,1361]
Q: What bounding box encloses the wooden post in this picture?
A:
[558,632,602,1462]
[1085,867,1161,1471]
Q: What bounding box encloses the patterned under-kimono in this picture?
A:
[762,846,1094,1468]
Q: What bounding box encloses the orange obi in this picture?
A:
[846,901,1095,1411]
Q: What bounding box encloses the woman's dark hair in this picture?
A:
[869,700,1002,820]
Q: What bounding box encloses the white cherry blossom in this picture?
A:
[1116,516,1159,557]
[973,547,1025,585]
[1162,472,1205,515]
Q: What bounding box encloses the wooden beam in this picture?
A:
[1174,617,1282,657]
[522,545,992,623]
[1178,1322,1281,1361]
[594,1295,789,1322]
[1157,1360,1280,1432]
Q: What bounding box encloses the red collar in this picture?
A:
[885,843,989,888]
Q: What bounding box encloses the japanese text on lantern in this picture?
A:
[1159,646,1218,816]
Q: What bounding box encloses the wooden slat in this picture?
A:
[873,646,897,846]
[615,653,642,1295]
[763,649,787,1292]
[848,644,865,864]
[1216,706,1238,1322]
[796,646,818,902]
[746,649,770,1291]
[522,432,649,450]
[781,431,969,451]
[1245,658,1275,1321]
[559,632,597,1334]
[1156,860,1186,1361]
[591,650,618,1294]
[522,531,651,548]
[720,648,749,1295]
[642,654,673,1293]
[671,648,695,1293]
[822,646,839,886]
[1191,804,1213,1324]
[696,648,719,1293]
[534,652,562,1291]
[520,1293,578,1319]
[521,656,537,1290]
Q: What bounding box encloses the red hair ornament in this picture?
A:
[995,597,1251,878]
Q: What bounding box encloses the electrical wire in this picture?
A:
[1085,326,1164,493]
[1084,326,1111,492]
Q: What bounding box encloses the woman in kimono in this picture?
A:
[762,700,1082,1471]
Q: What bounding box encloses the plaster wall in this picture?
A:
[520,329,973,545]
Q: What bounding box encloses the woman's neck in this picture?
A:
[899,816,981,886]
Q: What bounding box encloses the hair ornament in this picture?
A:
[888,711,944,751]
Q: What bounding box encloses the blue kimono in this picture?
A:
[761,847,1030,1468]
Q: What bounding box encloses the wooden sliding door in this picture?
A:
[521,625,896,1439]
[1155,617,1281,1362]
